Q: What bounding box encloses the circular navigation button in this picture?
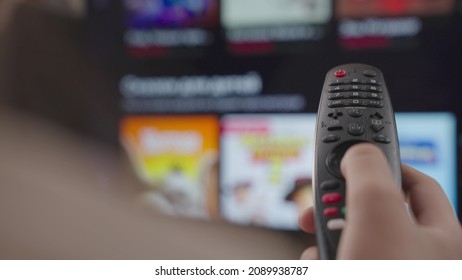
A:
[325,140,363,178]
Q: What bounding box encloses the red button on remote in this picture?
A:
[335,69,347,78]
[322,193,342,204]
[324,207,339,216]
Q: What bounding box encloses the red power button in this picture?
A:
[335,69,347,78]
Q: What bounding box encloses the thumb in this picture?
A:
[340,143,409,231]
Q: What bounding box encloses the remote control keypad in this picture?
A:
[327,76,384,110]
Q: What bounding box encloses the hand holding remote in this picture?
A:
[301,143,462,259]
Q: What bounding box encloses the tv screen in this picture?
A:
[88,0,462,230]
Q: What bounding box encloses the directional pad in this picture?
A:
[328,110,343,119]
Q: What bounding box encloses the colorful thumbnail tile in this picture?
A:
[120,115,220,218]
[221,0,331,28]
[123,0,219,57]
[124,0,219,28]
[220,114,316,230]
[221,0,332,54]
[396,112,457,211]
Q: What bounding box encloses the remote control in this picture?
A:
[313,64,401,259]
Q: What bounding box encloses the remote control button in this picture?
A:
[328,100,347,108]
[328,110,343,119]
[373,134,391,144]
[363,69,377,77]
[348,123,364,136]
[371,124,384,133]
[364,85,383,93]
[329,79,347,86]
[350,85,361,91]
[362,78,382,85]
[371,119,382,125]
[370,112,384,119]
[322,193,342,204]
[328,125,343,131]
[326,140,363,178]
[365,92,383,100]
[348,109,363,118]
[349,92,364,99]
[322,135,341,143]
[335,69,347,78]
[329,86,341,93]
[320,180,340,190]
[365,100,384,108]
[329,85,351,93]
[370,116,385,133]
[330,118,340,125]
[326,151,342,177]
[324,207,339,217]
[350,78,361,84]
[341,206,347,215]
[328,92,347,100]
[350,99,361,106]
[327,218,346,231]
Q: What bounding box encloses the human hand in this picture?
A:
[300,143,462,259]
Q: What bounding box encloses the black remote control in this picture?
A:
[313,64,401,259]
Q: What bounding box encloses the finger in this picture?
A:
[299,207,315,234]
[401,164,458,227]
[300,246,318,260]
[340,143,409,228]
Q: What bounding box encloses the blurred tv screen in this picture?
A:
[88,0,462,229]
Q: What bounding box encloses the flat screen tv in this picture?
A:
[88,0,462,230]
